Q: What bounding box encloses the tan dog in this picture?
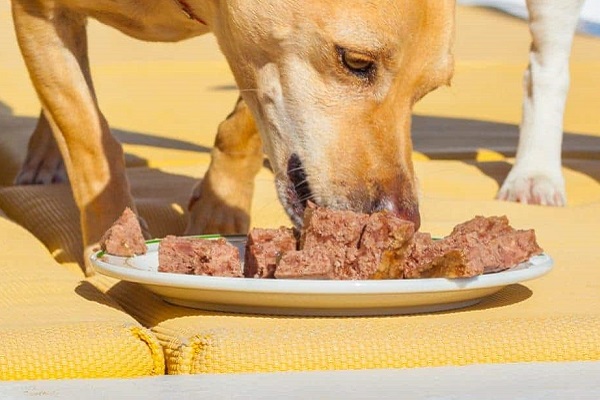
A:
[10,0,582,274]
[11,0,452,273]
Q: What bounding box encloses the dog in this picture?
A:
[10,0,584,274]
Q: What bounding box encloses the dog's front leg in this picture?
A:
[12,1,139,273]
[186,97,263,235]
[498,0,585,206]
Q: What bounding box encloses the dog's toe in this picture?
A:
[186,202,250,235]
[15,148,68,185]
[497,171,566,207]
[185,179,252,236]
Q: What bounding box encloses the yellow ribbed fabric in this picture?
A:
[87,193,600,374]
[3,155,600,374]
[1,2,600,376]
[0,324,163,380]
[0,217,165,380]
[158,315,600,373]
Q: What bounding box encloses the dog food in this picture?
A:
[247,210,542,280]
[354,211,416,279]
[298,203,369,279]
[275,205,415,280]
[275,248,335,280]
[244,227,297,278]
[99,207,147,257]
[101,206,543,281]
[402,216,543,278]
[158,235,242,277]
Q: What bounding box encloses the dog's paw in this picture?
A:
[185,177,252,235]
[14,138,68,185]
[497,169,566,206]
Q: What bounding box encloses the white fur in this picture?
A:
[497,0,586,205]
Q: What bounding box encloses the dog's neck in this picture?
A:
[173,0,206,25]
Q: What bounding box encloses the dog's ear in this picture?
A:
[409,1,456,103]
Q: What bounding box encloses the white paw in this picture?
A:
[497,169,566,206]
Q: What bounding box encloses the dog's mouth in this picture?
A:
[279,153,421,230]
[284,153,314,226]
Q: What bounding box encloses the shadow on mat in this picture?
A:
[0,101,212,171]
[0,170,198,268]
[3,101,599,185]
[413,114,600,186]
[96,280,532,328]
[75,281,127,311]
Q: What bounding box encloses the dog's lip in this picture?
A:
[284,181,307,225]
[273,175,306,228]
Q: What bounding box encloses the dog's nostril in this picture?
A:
[287,153,313,208]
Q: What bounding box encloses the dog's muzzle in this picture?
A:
[284,153,420,229]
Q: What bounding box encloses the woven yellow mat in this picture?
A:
[1,2,599,376]
[1,160,598,374]
[0,216,165,380]
[88,196,600,374]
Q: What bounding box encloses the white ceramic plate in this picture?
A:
[91,235,553,316]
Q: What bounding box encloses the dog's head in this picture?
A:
[213,0,455,229]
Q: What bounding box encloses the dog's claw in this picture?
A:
[497,171,566,207]
[15,130,68,185]
[15,161,68,185]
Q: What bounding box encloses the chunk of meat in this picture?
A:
[99,207,147,257]
[275,248,335,280]
[299,203,369,277]
[158,236,242,277]
[244,227,297,278]
[403,216,543,278]
[354,211,415,279]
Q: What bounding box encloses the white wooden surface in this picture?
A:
[2,362,600,399]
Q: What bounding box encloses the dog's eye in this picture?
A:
[337,47,376,80]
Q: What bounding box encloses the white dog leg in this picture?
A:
[497,0,585,206]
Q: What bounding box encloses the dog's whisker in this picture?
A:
[287,166,307,175]
[298,193,316,203]
[293,178,310,189]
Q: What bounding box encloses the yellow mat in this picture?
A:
[1,159,598,373]
[0,216,165,380]
[93,194,600,373]
[1,3,600,376]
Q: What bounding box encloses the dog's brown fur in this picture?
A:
[11,0,454,274]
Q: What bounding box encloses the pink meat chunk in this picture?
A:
[300,203,369,276]
[158,236,242,277]
[244,227,297,278]
[275,248,335,280]
[403,216,543,278]
[354,211,416,279]
[99,207,147,257]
